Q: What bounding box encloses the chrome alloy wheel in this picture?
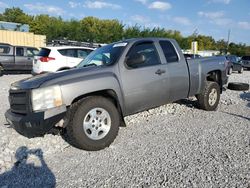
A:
[208,88,218,106]
[83,108,111,140]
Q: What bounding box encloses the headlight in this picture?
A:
[32,85,63,111]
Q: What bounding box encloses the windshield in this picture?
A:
[242,56,250,60]
[77,42,127,68]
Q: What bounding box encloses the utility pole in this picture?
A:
[191,28,199,54]
[226,29,231,54]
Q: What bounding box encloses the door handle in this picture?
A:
[155,69,166,75]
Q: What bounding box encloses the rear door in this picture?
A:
[158,40,189,102]
[120,41,170,114]
[15,47,27,70]
[58,48,92,67]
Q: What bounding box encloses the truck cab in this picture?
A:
[0,43,39,76]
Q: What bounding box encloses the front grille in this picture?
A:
[9,90,30,114]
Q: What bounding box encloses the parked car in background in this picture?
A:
[241,56,250,70]
[184,53,202,59]
[32,46,95,75]
[0,43,39,76]
[226,55,244,74]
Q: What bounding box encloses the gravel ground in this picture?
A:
[0,71,249,187]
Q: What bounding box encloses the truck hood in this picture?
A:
[11,67,103,90]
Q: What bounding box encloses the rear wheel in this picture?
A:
[238,67,243,74]
[64,96,120,151]
[228,67,233,75]
[196,81,220,111]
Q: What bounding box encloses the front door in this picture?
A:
[26,48,39,70]
[120,41,169,115]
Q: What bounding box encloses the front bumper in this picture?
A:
[243,64,250,68]
[5,105,67,138]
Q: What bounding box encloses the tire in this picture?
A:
[238,67,243,74]
[197,81,220,111]
[228,67,233,75]
[0,66,3,77]
[64,96,120,151]
[228,82,249,91]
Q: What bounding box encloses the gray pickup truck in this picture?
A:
[0,43,39,76]
[5,38,229,150]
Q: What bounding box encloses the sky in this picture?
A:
[0,0,250,45]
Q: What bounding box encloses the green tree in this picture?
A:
[0,7,249,55]
[123,25,141,39]
[0,7,32,24]
[29,15,65,41]
[216,39,228,54]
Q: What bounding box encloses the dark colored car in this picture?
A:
[241,56,250,70]
[0,43,39,76]
[184,53,202,59]
[226,55,244,74]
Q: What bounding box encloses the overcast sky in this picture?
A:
[0,0,250,44]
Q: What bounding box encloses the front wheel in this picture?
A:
[238,67,243,74]
[0,66,3,76]
[228,67,233,75]
[64,96,120,151]
[196,81,220,111]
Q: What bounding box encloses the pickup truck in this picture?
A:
[5,38,230,151]
[0,43,39,76]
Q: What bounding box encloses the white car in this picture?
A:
[32,46,94,74]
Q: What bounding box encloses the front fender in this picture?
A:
[58,72,124,111]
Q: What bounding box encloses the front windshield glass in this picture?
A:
[77,42,127,68]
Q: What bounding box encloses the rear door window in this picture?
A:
[0,45,10,54]
[58,49,77,58]
[159,41,179,63]
[59,49,92,58]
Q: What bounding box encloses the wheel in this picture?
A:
[0,66,3,76]
[228,67,233,75]
[64,96,120,151]
[197,81,220,111]
[238,67,243,74]
[228,82,249,91]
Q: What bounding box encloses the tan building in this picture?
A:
[0,30,46,48]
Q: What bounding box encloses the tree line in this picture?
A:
[0,7,250,56]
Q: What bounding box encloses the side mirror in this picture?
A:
[126,53,146,67]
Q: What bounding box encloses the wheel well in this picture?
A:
[206,70,222,92]
[71,90,125,126]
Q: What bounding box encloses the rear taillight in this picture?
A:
[39,57,55,62]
